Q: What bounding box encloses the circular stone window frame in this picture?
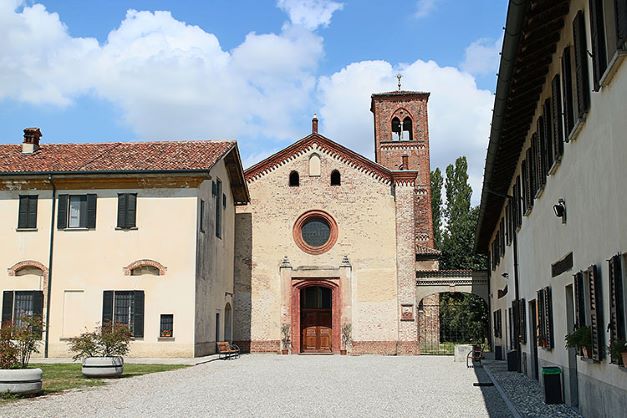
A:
[293,210,338,255]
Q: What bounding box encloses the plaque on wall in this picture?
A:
[401,304,414,321]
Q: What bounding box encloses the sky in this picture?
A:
[0,0,508,203]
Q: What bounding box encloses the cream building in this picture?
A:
[0,130,248,358]
[477,0,627,416]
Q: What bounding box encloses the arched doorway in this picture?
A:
[300,286,332,353]
[224,303,232,342]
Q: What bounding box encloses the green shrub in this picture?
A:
[68,322,131,360]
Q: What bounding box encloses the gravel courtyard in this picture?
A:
[0,355,511,417]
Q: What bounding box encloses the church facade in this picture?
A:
[233,90,440,354]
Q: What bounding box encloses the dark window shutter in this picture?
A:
[28,196,37,229]
[86,194,97,229]
[537,117,548,185]
[57,194,68,229]
[545,287,554,349]
[617,0,627,50]
[543,99,554,170]
[573,11,591,118]
[537,289,545,347]
[133,291,145,338]
[574,272,587,326]
[609,255,625,343]
[18,196,29,229]
[520,298,527,344]
[117,194,127,228]
[551,75,565,160]
[522,160,529,214]
[215,180,222,238]
[127,194,137,228]
[102,291,113,327]
[589,0,608,90]
[33,291,44,338]
[562,47,575,137]
[588,265,604,361]
[2,291,13,326]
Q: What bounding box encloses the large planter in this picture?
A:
[621,352,627,367]
[82,356,124,378]
[0,368,42,395]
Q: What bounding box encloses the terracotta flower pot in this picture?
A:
[581,346,591,359]
[340,349,347,355]
[621,352,627,367]
[281,349,288,355]
[0,368,42,395]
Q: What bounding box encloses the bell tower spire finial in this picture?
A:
[396,73,402,91]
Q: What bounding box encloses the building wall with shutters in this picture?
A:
[0,169,239,358]
[484,0,627,415]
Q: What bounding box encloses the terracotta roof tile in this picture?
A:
[0,140,236,174]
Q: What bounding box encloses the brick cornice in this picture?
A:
[245,134,394,185]
[391,170,419,186]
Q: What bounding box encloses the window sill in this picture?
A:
[534,185,545,199]
[60,227,91,231]
[548,158,561,176]
[567,115,586,143]
[16,228,38,232]
[158,337,175,341]
[115,227,138,231]
[599,49,627,89]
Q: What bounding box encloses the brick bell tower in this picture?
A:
[370,81,435,249]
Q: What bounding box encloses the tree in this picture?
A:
[430,168,443,249]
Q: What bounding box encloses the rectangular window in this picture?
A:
[590,0,609,90]
[215,179,222,239]
[542,99,554,173]
[1,291,44,338]
[18,195,38,229]
[609,255,625,363]
[493,310,502,338]
[573,10,591,119]
[117,193,137,229]
[57,194,97,229]
[537,287,554,350]
[562,47,576,137]
[102,290,144,338]
[551,74,565,161]
[160,314,174,338]
[199,200,206,233]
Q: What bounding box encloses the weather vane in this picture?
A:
[397,73,402,91]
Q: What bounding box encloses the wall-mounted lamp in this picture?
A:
[553,198,567,224]
[501,272,509,279]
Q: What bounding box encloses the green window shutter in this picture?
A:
[573,10,591,118]
[215,180,222,238]
[18,195,29,229]
[33,291,44,339]
[117,194,127,228]
[102,291,114,327]
[2,291,13,326]
[57,194,68,229]
[28,196,37,229]
[133,291,144,338]
[609,255,625,341]
[86,194,97,229]
[543,99,553,171]
[589,0,608,91]
[551,75,564,160]
[537,117,547,186]
[545,287,554,349]
[127,194,137,228]
[617,0,627,50]
[519,299,527,344]
[537,289,545,347]
[588,265,604,361]
[574,271,586,326]
[561,47,575,137]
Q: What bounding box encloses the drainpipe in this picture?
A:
[512,215,521,373]
[44,175,56,358]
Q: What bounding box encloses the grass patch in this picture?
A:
[0,363,187,405]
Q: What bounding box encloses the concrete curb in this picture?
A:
[482,363,522,418]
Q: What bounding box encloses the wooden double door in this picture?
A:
[301,309,332,352]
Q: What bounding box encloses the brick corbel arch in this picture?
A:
[7,260,48,277]
[123,259,167,276]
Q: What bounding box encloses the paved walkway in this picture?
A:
[1,355,511,417]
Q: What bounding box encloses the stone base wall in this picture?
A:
[235,340,280,353]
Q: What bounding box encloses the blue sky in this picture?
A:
[0,0,508,200]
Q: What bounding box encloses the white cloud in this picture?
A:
[317,60,493,203]
[461,36,502,77]
[415,0,438,18]
[277,0,343,30]
[0,4,324,146]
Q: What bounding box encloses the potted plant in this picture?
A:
[69,322,131,378]
[280,324,290,355]
[341,324,352,355]
[608,338,627,366]
[565,325,592,358]
[0,316,44,395]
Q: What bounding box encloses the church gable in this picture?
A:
[245,134,394,186]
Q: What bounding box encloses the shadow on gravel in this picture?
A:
[472,363,515,417]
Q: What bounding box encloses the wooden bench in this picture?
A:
[217,341,240,360]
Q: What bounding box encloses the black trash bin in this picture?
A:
[542,367,563,404]
[506,350,518,371]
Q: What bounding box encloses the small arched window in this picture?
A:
[289,171,300,187]
[330,170,341,186]
[402,117,413,141]
[391,117,401,141]
[131,265,160,276]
